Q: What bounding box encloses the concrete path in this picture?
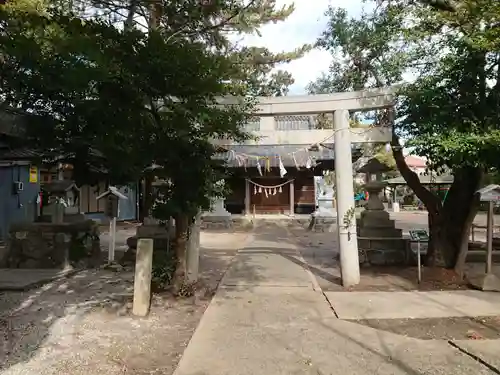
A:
[450,340,500,370]
[173,223,499,375]
[326,291,500,320]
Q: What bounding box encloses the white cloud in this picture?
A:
[234,0,366,94]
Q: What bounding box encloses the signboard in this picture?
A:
[409,230,429,242]
[409,229,428,255]
[480,192,500,202]
[477,185,500,202]
[104,196,119,218]
[29,166,38,183]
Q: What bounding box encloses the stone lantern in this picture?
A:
[356,158,405,265]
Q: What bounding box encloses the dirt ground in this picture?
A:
[0,231,250,375]
[290,227,488,292]
[351,316,500,340]
[343,266,470,292]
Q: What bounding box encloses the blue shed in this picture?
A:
[0,155,41,243]
[0,110,42,243]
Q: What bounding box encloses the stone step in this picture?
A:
[201,216,233,230]
[311,217,337,232]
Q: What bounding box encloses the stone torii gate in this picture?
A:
[225,87,396,287]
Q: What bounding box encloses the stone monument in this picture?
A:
[312,174,337,232]
[201,180,232,229]
[357,158,406,265]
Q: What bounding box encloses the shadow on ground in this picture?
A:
[0,230,252,375]
[250,219,481,292]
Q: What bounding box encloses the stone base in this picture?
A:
[469,273,500,292]
[360,209,390,221]
[311,217,337,232]
[358,238,408,266]
[357,206,405,265]
[357,216,396,228]
[3,221,101,269]
[358,227,403,238]
[130,224,173,251]
[201,216,232,230]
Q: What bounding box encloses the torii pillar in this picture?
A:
[334,109,360,287]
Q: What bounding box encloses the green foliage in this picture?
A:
[309,0,500,267]
[373,144,396,170]
[309,0,500,187]
[0,4,252,179]
[152,248,177,291]
[49,0,310,97]
[1,0,309,211]
[342,206,356,237]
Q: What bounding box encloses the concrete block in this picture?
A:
[469,273,500,292]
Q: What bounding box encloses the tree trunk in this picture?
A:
[389,119,482,269]
[454,201,478,279]
[426,167,482,268]
[140,174,154,222]
[172,213,189,292]
[186,211,202,283]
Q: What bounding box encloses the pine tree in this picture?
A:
[50,0,311,95]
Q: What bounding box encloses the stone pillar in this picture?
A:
[392,187,400,212]
[289,179,295,216]
[334,109,360,287]
[132,238,153,317]
[245,179,251,216]
[51,201,65,223]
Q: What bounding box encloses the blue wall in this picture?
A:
[0,165,40,241]
[83,184,138,223]
[117,184,138,221]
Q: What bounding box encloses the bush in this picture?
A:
[151,247,176,291]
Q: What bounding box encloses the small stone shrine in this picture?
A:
[41,180,84,222]
[357,158,406,265]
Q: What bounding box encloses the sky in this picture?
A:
[235,0,366,94]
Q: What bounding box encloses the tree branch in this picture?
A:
[388,109,442,213]
[124,0,138,31]
[417,0,457,12]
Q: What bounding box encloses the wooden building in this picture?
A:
[219,144,362,216]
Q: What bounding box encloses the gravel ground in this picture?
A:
[0,231,251,375]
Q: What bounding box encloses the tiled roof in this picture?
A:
[385,175,453,185]
[0,108,27,136]
[0,147,43,161]
[405,155,427,168]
